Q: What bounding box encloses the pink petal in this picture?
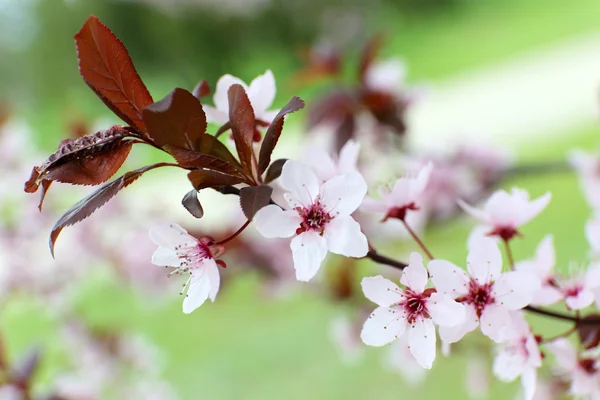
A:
[545,338,577,370]
[247,70,276,116]
[290,231,328,282]
[361,306,407,346]
[466,237,502,284]
[408,318,436,369]
[324,216,368,257]
[253,205,301,238]
[204,258,220,302]
[480,304,510,342]
[202,105,228,125]
[337,139,360,175]
[389,178,411,207]
[531,285,563,306]
[213,74,247,111]
[457,198,490,224]
[585,263,600,290]
[518,192,551,226]
[565,289,594,310]
[428,292,466,327]
[409,162,433,200]
[303,146,336,182]
[400,252,428,293]
[360,197,388,214]
[428,260,469,298]
[280,161,320,207]
[438,305,479,343]
[320,172,367,216]
[151,247,180,267]
[149,223,196,249]
[183,269,212,314]
[494,271,540,310]
[493,347,525,382]
[586,218,600,254]
[361,275,403,307]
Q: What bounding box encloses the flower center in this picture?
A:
[465,280,495,318]
[399,288,430,324]
[383,202,419,222]
[172,236,223,276]
[488,226,519,241]
[295,199,332,235]
[579,358,598,374]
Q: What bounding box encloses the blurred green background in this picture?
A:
[3,0,600,398]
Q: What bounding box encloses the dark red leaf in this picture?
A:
[360,90,407,135]
[25,126,136,209]
[142,88,207,150]
[334,114,356,152]
[307,89,357,129]
[196,134,242,168]
[239,185,273,220]
[577,314,600,349]
[358,34,384,83]
[228,85,256,177]
[258,96,304,175]
[49,163,171,256]
[182,189,204,218]
[165,145,245,178]
[264,158,287,183]
[75,16,153,134]
[193,80,211,99]
[188,169,244,191]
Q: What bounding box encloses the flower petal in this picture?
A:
[360,197,388,214]
[480,304,510,342]
[149,223,196,249]
[204,258,220,302]
[213,74,247,111]
[408,318,436,369]
[202,105,228,125]
[151,247,180,267]
[280,161,320,207]
[565,288,594,310]
[521,368,537,400]
[428,292,466,327]
[531,285,563,307]
[438,305,478,343]
[428,260,469,298]
[457,198,490,224]
[361,306,407,346]
[545,338,577,370]
[337,139,360,175]
[247,70,276,117]
[361,276,403,307]
[290,231,328,281]
[324,216,368,257]
[493,346,525,382]
[303,146,336,182]
[183,270,212,314]
[467,237,502,284]
[400,252,428,293]
[253,205,301,238]
[320,172,367,216]
[518,192,551,226]
[494,271,540,310]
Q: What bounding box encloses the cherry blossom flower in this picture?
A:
[546,338,600,398]
[492,312,542,400]
[465,355,490,399]
[429,237,540,343]
[253,161,368,282]
[569,149,600,207]
[202,70,278,125]
[364,58,406,94]
[149,223,224,313]
[559,263,600,310]
[303,139,360,182]
[458,188,551,241]
[329,314,364,365]
[385,334,428,385]
[360,253,466,369]
[586,215,600,258]
[515,235,562,306]
[362,162,433,222]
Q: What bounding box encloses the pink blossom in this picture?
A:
[303,139,360,182]
[149,223,224,313]
[558,264,600,310]
[429,237,540,343]
[360,253,466,369]
[586,215,600,257]
[362,162,433,222]
[203,70,278,125]
[329,313,364,365]
[515,235,562,306]
[492,312,542,400]
[458,188,551,241]
[546,338,600,398]
[253,161,368,282]
[385,334,428,385]
[569,149,600,207]
[364,58,406,94]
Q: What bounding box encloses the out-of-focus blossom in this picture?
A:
[362,162,433,222]
[361,253,465,369]
[385,334,428,385]
[150,223,224,313]
[303,139,360,182]
[569,149,600,207]
[364,58,406,95]
[493,312,542,400]
[203,70,278,125]
[587,215,600,258]
[458,188,551,241]
[557,263,600,310]
[254,161,368,282]
[515,235,562,306]
[329,313,364,365]
[546,338,600,398]
[466,355,490,399]
[429,237,540,343]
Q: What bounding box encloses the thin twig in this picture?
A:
[402,220,434,260]
[365,250,407,270]
[524,306,578,322]
[503,239,515,269]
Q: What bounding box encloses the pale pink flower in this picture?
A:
[546,338,600,398]
[303,139,360,183]
[362,162,433,221]
[429,237,540,343]
[458,188,551,241]
[360,253,466,369]
[493,312,542,400]
[569,149,600,207]
[364,58,406,94]
[385,334,428,385]
[329,314,364,365]
[515,235,562,306]
[587,215,600,257]
[466,355,490,399]
[149,223,224,313]
[203,70,278,125]
[253,161,368,282]
[559,264,600,310]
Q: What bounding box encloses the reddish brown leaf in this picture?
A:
[142,88,207,150]
[228,85,256,177]
[196,134,242,168]
[577,314,600,349]
[49,163,171,256]
[307,89,357,129]
[264,158,287,183]
[182,189,204,218]
[25,126,136,209]
[165,145,244,178]
[188,169,244,191]
[193,80,211,99]
[335,114,356,152]
[239,185,273,220]
[358,34,384,83]
[258,96,305,175]
[75,16,153,134]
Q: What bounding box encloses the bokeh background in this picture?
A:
[2,0,600,398]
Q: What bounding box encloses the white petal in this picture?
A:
[494,271,540,310]
[438,305,479,343]
[213,74,247,112]
[253,205,301,238]
[202,105,228,125]
[337,139,360,175]
[467,237,502,284]
[361,276,403,307]
[531,285,563,306]
[361,306,407,346]
[518,192,551,226]
[428,293,466,327]
[493,347,525,382]
[204,258,220,302]
[324,216,368,257]
[247,70,276,116]
[409,162,433,200]
[280,161,320,207]
[521,368,537,400]
[182,270,211,314]
[151,247,180,267]
[428,260,469,298]
[534,235,555,277]
[565,288,594,310]
[149,223,196,249]
[457,198,490,224]
[290,231,328,282]
[585,263,600,289]
[303,146,336,182]
[480,304,510,342]
[408,318,436,369]
[360,197,388,214]
[545,338,577,370]
[400,252,428,293]
[320,172,367,216]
